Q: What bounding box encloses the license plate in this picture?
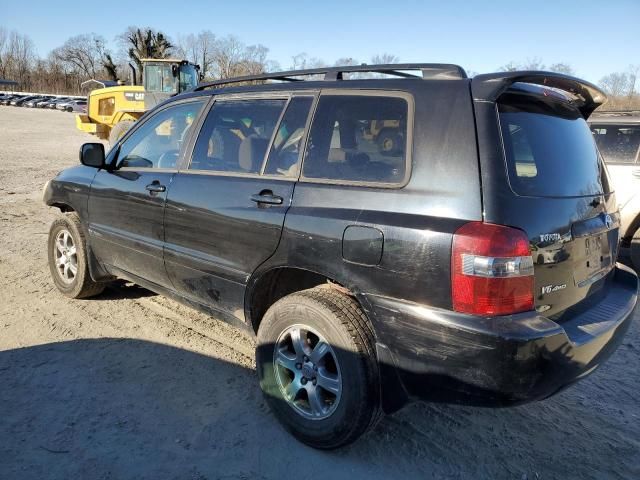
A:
[585,234,603,272]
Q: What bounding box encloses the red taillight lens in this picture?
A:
[452,222,534,316]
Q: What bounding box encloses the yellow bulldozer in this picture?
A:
[76,58,200,144]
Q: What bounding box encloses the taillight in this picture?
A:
[451,222,534,316]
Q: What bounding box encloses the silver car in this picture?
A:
[590,112,640,268]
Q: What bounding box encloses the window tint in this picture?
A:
[591,124,640,164]
[302,95,408,184]
[117,101,205,169]
[264,97,313,176]
[191,99,286,173]
[499,101,608,197]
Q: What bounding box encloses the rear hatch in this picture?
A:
[485,82,618,318]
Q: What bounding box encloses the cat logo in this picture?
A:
[124,92,145,102]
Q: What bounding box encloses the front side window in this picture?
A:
[302,95,409,184]
[116,100,205,169]
[190,99,286,173]
[590,124,640,164]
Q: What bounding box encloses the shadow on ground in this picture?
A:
[0,330,638,479]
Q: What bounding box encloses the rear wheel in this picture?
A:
[48,213,105,299]
[376,128,403,156]
[108,119,135,146]
[256,286,381,449]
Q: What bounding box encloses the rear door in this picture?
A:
[163,94,315,320]
[483,86,619,317]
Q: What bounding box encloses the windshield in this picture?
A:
[145,64,175,93]
[499,99,609,197]
[179,64,199,92]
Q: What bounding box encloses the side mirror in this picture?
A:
[79,143,105,168]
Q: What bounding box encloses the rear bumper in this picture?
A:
[366,263,637,409]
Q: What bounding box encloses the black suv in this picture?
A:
[44,64,638,448]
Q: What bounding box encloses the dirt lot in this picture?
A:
[0,107,638,480]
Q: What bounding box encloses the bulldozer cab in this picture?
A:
[142,58,200,110]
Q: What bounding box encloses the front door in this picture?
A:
[163,95,314,320]
[88,99,207,288]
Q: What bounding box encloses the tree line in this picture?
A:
[0,26,638,110]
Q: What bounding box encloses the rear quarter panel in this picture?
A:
[253,81,482,312]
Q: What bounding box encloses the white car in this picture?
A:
[590,112,640,268]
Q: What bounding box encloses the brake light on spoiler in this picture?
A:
[452,222,534,316]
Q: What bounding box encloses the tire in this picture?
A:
[48,212,105,299]
[630,229,640,272]
[108,120,135,146]
[376,128,403,156]
[256,286,381,449]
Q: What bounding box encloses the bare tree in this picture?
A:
[2,31,36,89]
[599,72,631,97]
[520,57,545,70]
[176,30,217,79]
[290,52,326,70]
[499,61,519,72]
[548,63,575,75]
[52,34,110,79]
[370,53,399,65]
[120,27,174,84]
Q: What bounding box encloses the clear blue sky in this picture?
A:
[2,0,639,83]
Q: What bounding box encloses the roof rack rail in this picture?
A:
[194,63,467,91]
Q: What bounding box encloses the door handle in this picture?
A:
[250,190,283,206]
[632,169,640,178]
[145,182,166,193]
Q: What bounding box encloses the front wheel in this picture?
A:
[256,286,381,449]
[48,213,105,298]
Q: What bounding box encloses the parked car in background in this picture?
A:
[24,96,51,108]
[590,112,640,269]
[44,64,637,449]
[46,97,71,109]
[56,98,82,111]
[35,97,57,108]
[62,99,87,113]
[2,94,26,105]
[10,95,36,106]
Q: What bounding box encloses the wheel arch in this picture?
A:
[245,266,376,336]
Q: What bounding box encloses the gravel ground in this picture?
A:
[0,107,638,480]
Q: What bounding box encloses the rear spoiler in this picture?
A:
[471,71,607,118]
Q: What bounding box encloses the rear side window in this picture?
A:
[191,99,286,173]
[590,124,640,164]
[499,100,608,197]
[264,96,313,177]
[302,95,409,184]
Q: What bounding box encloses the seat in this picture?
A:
[238,135,269,173]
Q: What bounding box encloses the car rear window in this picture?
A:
[590,124,640,164]
[498,99,608,197]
